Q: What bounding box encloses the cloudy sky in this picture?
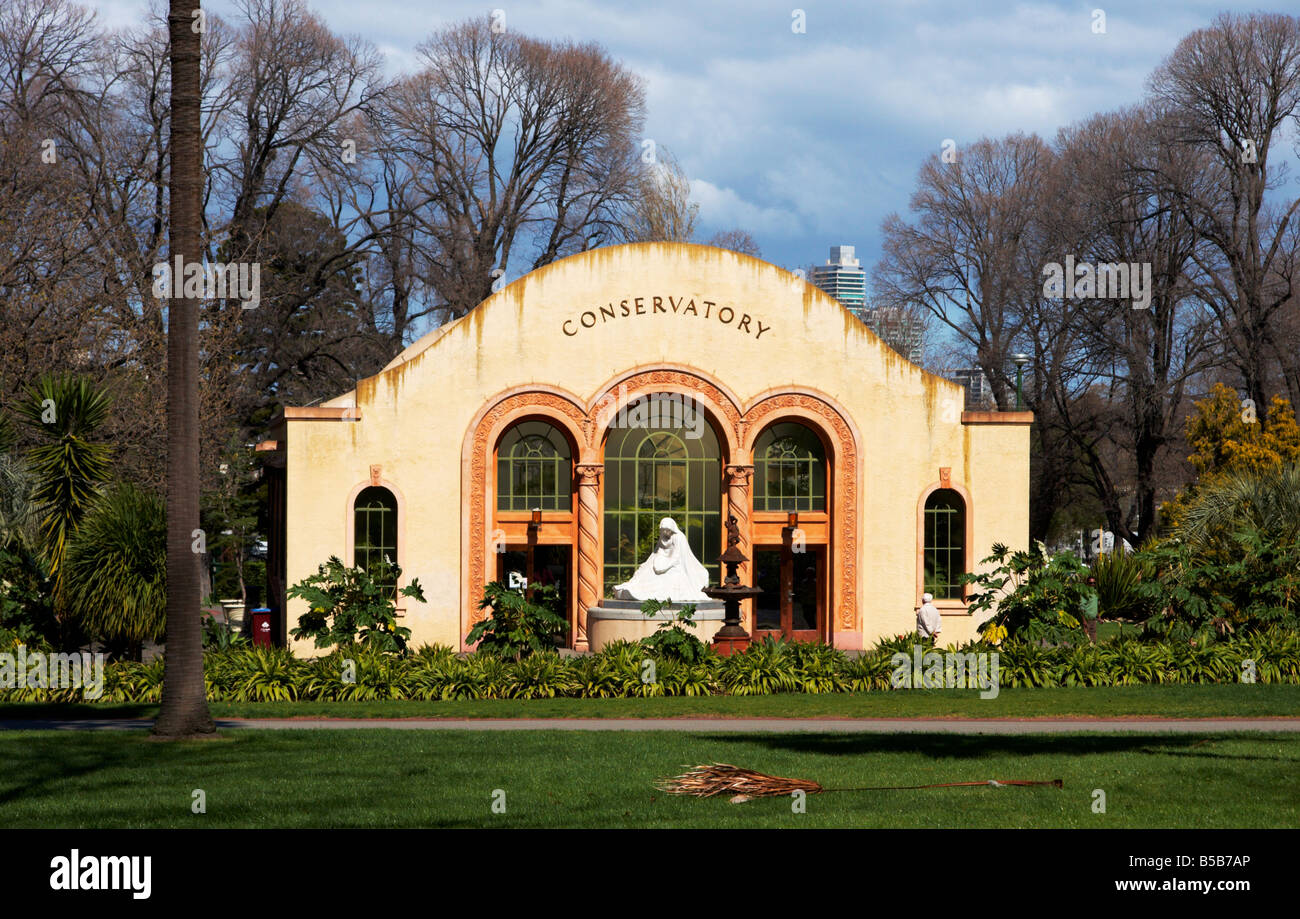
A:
[84,0,1289,280]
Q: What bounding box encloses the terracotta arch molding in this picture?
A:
[742,391,860,632]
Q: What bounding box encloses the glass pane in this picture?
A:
[754,550,781,630]
[792,553,819,631]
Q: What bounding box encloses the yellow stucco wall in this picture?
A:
[280,243,1029,654]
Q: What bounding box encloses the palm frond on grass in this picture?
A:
[656,763,823,798]
[656,763,1063,800]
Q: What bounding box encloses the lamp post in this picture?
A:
[1012,353,1029,411]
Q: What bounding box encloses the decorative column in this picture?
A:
[574,463,603,651]
[724,464,755,630]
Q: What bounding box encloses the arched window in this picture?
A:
[496,421,572,511]
[603,397,721,594]
[753,422,827,512]
[354,486,397,585]
[923,489,966,600]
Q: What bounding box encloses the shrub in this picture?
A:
[1092,550,1154,622]
[62,484,167,655]
[638,599,710,663]
[288,556,425,654]
[468,581,567,660]
[963,542,1090,644]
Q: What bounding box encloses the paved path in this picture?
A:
[3,718,1299,734]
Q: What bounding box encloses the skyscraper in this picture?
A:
[808,245,866,313]
[859,305,925,365]
[949,367,994,410]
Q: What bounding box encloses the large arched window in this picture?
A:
[496,421,572,511]
[354,486,397,585]
[753,422,827,512]
[603,396,721,594]
[923,489,966,600]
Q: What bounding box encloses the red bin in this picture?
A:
[250,607,273,647]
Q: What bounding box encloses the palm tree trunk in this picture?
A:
[154,1,214,737]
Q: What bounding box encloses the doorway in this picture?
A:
[753,544,824,642]
[497,544,572,640]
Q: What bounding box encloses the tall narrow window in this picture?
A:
[354,486,397,586]
[923,489,965,600]
[753,422,826,512]
[497,421,572,511]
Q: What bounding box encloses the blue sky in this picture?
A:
[86,0,1292,281]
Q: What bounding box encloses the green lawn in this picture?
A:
[2,683,1297,720]
[0,729,1294,828]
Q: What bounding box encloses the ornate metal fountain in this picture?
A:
[703,514,762,655]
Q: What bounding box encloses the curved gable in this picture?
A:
[324,242,962,421]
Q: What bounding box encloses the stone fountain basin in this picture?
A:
[586,599,725,651]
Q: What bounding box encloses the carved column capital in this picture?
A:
[575,463,604,485]
[724,463,755,487]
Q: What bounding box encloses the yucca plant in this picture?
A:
[61,484,166,658]
[1092,550,1154,623]
[14,374,113,593]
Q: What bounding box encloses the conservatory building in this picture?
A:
[260,243,1031,653]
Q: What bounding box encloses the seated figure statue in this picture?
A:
[613,517,711,603]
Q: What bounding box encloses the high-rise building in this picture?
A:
[806,245,924,363]
[808,245,866,312]
[859,305,925,365]
[949,367,994,410]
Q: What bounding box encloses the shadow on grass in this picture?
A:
[697,732,1267,761]
[0,703,158,720]
[0,732,150,811]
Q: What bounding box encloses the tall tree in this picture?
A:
[382,16,646,319]
[1150,12,1300,410]
[705,229,761,258]
[873,134,1052,410]
[154,0,214,738]
[1047,106,1219,545]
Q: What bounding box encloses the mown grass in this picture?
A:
[2,682,1297,721]
[0,729,1293,828]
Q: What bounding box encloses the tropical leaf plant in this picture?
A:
[0,452,38,551]
[963,542,1091,645]
[469,581,567,660]
[288,556,425,653]
[14,374,113,592]
[61,483,166,656]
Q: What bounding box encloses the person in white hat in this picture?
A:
[917,592,942,641]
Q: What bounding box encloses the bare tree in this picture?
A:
[1150,12,1300,410]
[381,16,646,318]
[1047,106,1219,545]
[873,134,1052,410]
[623,145,698,244]
[706,229,761,258]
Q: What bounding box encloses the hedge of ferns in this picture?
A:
[3,631,1298,703]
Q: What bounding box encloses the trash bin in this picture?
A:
[250,607,273,647]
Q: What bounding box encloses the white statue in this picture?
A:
[613,517,711,603]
